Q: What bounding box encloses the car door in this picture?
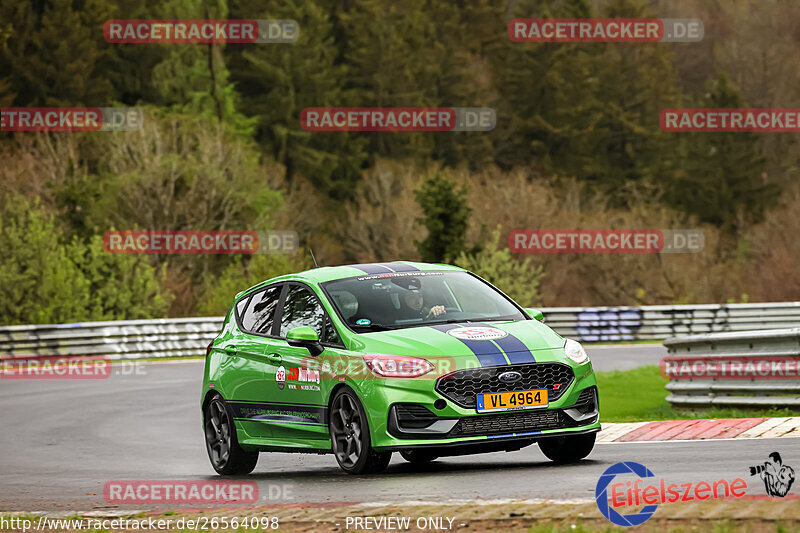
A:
[267,283,343,445]
[218,283,285,439]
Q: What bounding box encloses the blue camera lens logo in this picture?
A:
[596,462,658,527]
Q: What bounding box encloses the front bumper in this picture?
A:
[380,427,600,455]
[388,385,598,439]
[351,357,600,452]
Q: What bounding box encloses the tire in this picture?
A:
[204,395,259,475]
[538,432,596,464]
[400,450,438,464]
[330,388,392,474]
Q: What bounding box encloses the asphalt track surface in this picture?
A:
[3,344,795,512]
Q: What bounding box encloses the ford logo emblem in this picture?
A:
[498,371,522,383]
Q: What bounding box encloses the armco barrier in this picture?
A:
[545,302,800,342]
[1,302,800,360]
[0,317,223,360]
[662,329,800,408]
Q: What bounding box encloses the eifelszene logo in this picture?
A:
[596,461,748,527]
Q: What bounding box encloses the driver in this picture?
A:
[402,289,446,319]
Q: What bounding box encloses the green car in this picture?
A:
[202,262,599,475]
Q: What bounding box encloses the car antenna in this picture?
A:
[309,248,319,268]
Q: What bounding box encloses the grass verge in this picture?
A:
[596,365,800,422]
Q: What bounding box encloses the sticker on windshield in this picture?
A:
[356,271,444,281]
[355,318,371,326]
[447,326,508,341]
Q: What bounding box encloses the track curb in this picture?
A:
[598,417,800,442]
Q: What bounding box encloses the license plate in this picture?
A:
[476,389,549,413]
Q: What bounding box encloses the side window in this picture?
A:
[279,285,325,338]
[323,316,342,345]
[240,285,282,335]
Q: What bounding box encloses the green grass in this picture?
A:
[596,365,800,422]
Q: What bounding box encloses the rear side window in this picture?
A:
[240,285,282,335]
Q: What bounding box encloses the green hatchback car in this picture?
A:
[202,262,600,475]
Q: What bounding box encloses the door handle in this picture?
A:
[224,345,238,356]
[267,352,282,363]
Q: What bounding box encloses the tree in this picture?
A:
[226,0,366,199]
[490,0,684,206]
[0,0,113,107]
[0,18,15,107]
[414,174,471,262]
[0,197,170,324]
[147,0,255,135]
[665,74,780,233]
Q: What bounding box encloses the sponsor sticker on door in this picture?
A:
[276,365,286,390]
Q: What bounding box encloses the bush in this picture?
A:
[455,227,544,307]
[0,197,170,325]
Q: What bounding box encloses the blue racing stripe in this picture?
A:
[429,323,507,367]
[380,262,419,272]
[349,263,394,274]
[471,322,536,364]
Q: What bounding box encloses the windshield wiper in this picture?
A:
[352,323,396,331]
[426,318,479,326]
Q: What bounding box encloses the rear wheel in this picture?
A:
[204,395,259,475]
[330,388,392,474]
[400,450,438,464]
[538,433,596,464]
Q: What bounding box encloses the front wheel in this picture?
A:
[204,395,259,475]
[330,388,392,474]
[538,433,596,464]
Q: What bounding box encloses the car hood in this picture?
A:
[349,319,566,364]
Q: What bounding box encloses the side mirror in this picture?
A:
[286,326,324,356]
[524,308,545,322]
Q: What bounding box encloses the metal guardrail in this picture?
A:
[1,302,800,361]
[545,302,800,342]
[0,317,223,360]
[662,328,800,408]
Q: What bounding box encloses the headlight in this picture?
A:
[564,339,589,364]
[362,354,435,378]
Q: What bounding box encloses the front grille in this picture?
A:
[435,363,574,409]
[449,410,568,437]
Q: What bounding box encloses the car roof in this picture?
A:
[237,261,467,298]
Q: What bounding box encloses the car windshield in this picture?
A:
[322,271,525,331]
